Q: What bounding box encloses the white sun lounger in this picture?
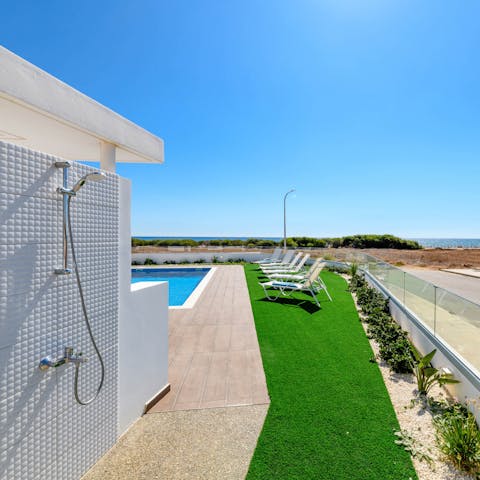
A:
[253,247,282,264]
[264,253,310,275]
[260,261,331,307]
[259,250,295,268]
[261,251,302,272]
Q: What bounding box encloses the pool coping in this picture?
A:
[130,265,217,309]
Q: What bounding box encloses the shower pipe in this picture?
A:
[39,162,106,406]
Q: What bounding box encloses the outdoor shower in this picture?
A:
[39,161,106,406]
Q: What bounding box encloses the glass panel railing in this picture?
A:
[403,272,436,331]
[384,264,405,301]
[435,287,480,373]
[336,252,480,377]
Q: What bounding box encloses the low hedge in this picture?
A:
[350,274,413,373]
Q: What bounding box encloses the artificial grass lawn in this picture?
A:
[244,265,417,480]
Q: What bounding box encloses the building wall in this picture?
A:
[0,141,119,480]
[118,179,169,434]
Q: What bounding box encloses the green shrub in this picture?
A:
[349,273,367,292]
[339,234,422,250]
[324,264,349,274]
[132,234,421,250]
[132,238,198,247]
[394,430,434,466]
[225,257,246,263]
[349,262,359,277]
[410,347,459,396]
[144,257,157,265]
[434,403,480,474]
[351,277,413,373]
[378,336,413,373]
[355,285,388,315]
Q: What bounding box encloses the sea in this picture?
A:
[134,237,480,248]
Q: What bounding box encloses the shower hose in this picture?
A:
[67,196,105,405]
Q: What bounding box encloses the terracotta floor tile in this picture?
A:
[201,351,229,404]
[227,350,253,405]
[174,352,211,408]
[148,266,269,413]
[213,325,232,352]
[195,325,218,352]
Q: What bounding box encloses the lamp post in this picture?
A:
[283,189,295,251]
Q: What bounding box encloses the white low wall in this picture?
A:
[118,282,169,434]
[132,251,267,264]
[118,179,169,435]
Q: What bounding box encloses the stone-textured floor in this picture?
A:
[82,405,269,480]
[150,265,270,412]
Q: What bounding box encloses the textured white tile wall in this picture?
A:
[0,141,119,480]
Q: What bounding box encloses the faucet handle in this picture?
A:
[39,355,56,371]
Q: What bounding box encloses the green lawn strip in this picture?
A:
[244,264,417,480]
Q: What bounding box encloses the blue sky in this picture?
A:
[3,1,480,238]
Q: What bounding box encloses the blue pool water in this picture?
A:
[131,268,210,306]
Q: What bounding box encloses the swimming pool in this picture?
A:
[131,267,212,306]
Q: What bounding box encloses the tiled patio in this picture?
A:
[149,265,270,412]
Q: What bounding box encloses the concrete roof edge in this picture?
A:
[0,46,164,163]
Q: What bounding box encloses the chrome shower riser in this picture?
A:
[55,161,72,275]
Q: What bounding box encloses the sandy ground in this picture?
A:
[338,248,480,270]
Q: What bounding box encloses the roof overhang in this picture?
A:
[0,46,164,163]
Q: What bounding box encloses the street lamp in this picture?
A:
[283,189,295,251]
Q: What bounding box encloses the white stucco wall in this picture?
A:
[118,282,168,434]
[118,179,169,435]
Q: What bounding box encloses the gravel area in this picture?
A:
[350,285,474,480]
[82,404,268,480]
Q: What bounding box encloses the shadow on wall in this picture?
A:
[0,243,57,478]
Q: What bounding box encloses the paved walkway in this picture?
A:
[82,265,269,480]
[150,265,269,412]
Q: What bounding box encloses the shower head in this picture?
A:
[71,171,106,194]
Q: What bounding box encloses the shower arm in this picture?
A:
[54,161,73,275]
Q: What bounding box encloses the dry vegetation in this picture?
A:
[354,248,480,269]
[133,245,480,269]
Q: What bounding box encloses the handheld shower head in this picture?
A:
[71,171,106,193]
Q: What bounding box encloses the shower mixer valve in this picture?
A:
[39,347,88,371]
